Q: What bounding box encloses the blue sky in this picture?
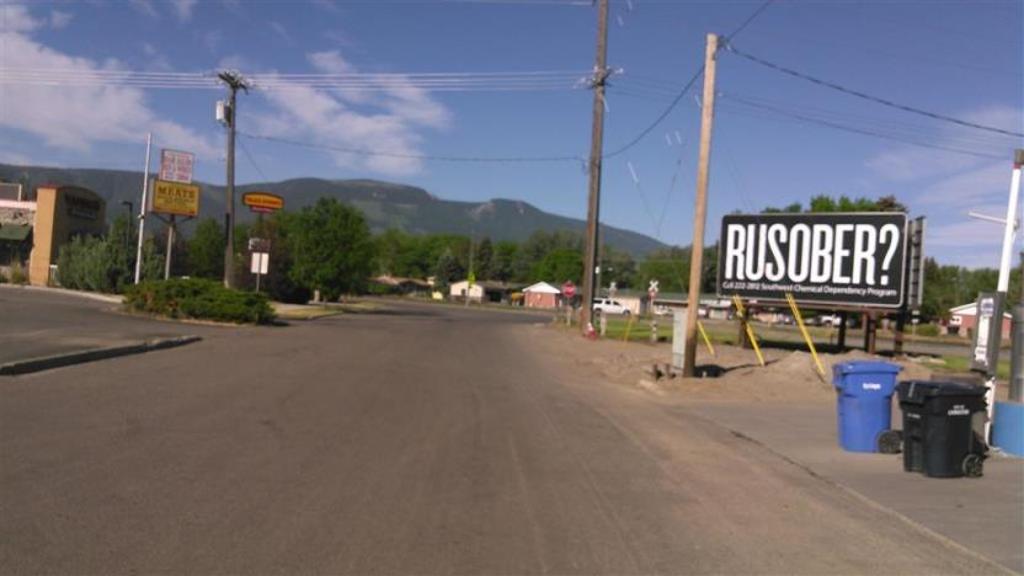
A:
[1,0,1021,267]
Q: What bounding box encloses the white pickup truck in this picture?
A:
[593,298,631,316]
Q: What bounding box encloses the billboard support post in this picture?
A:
[837,312,848,349]
[163,215,175,280]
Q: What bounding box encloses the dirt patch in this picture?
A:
[533,323,941,403]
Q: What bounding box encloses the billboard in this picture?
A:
[150,179,200,217]
[159,149,195,184]
[717,213,908,308]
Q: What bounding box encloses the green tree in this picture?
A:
[475,237,494,279]
[287,198,376,300]
[490,241,522,282]
[531,248,582,285]
[433,247,463,293]
[186,218,224,280]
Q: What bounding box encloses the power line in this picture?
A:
[0,68,591,92]
[602,0,775,158]
[723,43,1024,138]
[238,131,586,164]
[718,95,1006,159]
[237,137,271,183]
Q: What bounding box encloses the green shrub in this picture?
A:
[915,323,940,337]
[124,278,275,324]
[8,262,28,285]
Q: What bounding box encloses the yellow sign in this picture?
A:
[151,180,200,217]
[242,192,284,213]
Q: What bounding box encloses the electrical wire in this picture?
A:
[237,137,271,183]
[0,68,591,92]
[238,131,586,164]
[717,95,1006,159]
[723,43,1024,138]
[602,0,776,158]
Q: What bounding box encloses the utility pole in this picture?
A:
[218,71,248,289]
[580,0,610,335]
[683,33,720,377]
[133,133,152,284]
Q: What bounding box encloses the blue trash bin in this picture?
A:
[833,361,902,452]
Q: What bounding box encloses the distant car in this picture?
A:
[653,305,673,317]
[817,314,843,328]
[593,298,630,316]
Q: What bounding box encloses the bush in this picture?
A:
[915,323,940,337]
[124,278,275,324]
[9,262,27,285]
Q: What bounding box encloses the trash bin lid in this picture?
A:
[898,380,986,403]
[834,361,902,376]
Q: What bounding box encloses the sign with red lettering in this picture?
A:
[159,149,195,184]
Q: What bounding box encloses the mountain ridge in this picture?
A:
[0,164,668,257]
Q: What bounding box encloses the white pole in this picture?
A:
[997,154,1022,293]
[133,133,152,284]
[984,150,1022,442]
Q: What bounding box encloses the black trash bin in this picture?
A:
[898,380,988,478]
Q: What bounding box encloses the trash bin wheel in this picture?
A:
[877,430,903,454]
[962,454,984,478]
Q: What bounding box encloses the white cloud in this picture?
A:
[918,161,1011,209]
[170,0,198,21]
[0,19,217,159]
[49,10,72,29]
[1,4,41,32]
[311,0,340,12]
[863,104,1022,264]
[251,51,452,176]
[129,0,159,19]
[0,150,33,166]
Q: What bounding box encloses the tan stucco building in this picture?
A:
[0,185,107,286]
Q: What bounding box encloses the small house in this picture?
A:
[523,282,561,309]
[450,280,522,304]
[948,302,1012,339]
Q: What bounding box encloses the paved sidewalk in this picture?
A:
[682,399,1024,573]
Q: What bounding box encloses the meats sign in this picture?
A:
[717,213,908,308]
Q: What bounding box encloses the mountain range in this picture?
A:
[0,164,667,257]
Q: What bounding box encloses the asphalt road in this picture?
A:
[0,300,1007,574]
[0,286,222,364]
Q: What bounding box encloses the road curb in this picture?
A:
[0,335,202,376]
[0,284,124,305]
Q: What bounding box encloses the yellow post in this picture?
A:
[732,295,765,367]
[697,321,716,357]
[622,314,636,342]
[786,293,826,377]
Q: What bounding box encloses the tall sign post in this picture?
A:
[976,149,1022,443]
[242,192,284,293]
[133,133,152,284]
[683,33,720,377]
[149,149,198,280]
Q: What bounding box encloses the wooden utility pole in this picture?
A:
[219,71,248,289]
[683,33,720,377]
[580,0,610,334]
